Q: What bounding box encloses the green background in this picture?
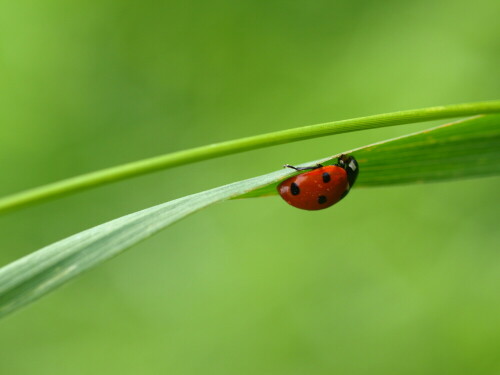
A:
[1,1,499,374]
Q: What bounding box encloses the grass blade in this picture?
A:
[0,171,290,319]
[1,115,499,319]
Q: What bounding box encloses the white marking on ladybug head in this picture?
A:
[349,160,357,171]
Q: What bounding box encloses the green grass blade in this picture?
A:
[1,115,499,319]
[1,100,499,214]
[357,115,500,186]
[0,171,290,319]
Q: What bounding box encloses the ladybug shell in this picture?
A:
[277,165,348,211]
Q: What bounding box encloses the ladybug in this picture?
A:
[277,154,359,211]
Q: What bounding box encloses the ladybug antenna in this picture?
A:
[283,164,323,171]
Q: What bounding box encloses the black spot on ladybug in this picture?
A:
[291,182,300,195]
[322,172,331,183]
[318,195,327,204]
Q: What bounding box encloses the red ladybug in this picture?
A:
[277,154,359,211]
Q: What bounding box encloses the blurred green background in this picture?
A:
[1,0,499,374]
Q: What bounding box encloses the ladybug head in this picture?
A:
[337,154,359,187]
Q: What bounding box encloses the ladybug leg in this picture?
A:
[283,163,323,171]
[339,187,350,201]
